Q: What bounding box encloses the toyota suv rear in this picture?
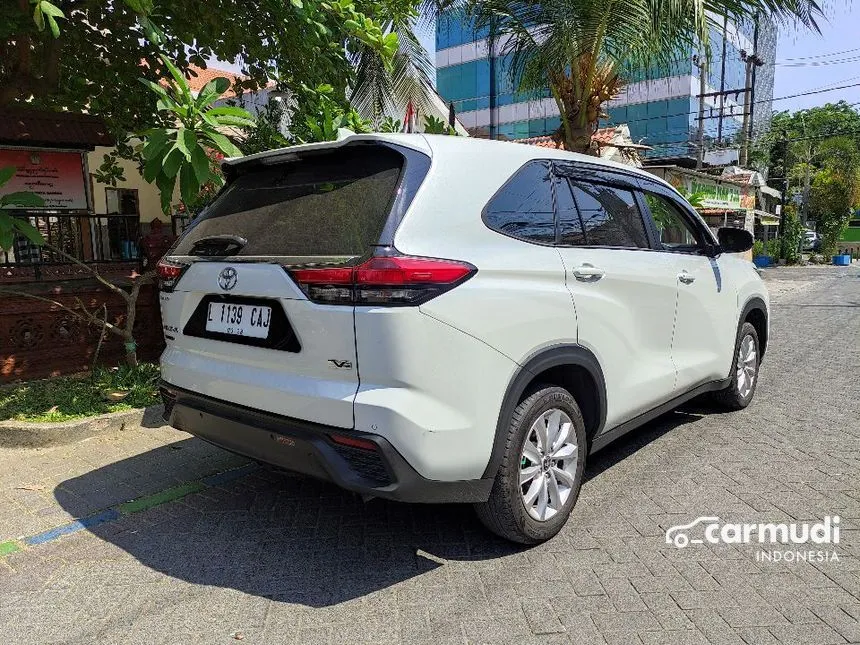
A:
[160,133,768,544]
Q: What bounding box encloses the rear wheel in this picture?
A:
[713,321,760,410]
[474,385,587,544]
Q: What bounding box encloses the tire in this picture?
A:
[713,321,760,410]
[474,385,587,544]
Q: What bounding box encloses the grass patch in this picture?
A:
[0,363,160,423]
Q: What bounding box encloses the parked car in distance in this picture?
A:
[803,230,821,251]
[157,133,769,544]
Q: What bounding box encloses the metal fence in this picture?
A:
[1,213,141,268]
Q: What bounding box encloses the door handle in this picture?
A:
[572,263,605,281]
[678,271,696,284]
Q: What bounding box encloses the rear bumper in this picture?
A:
[160,382,493,504]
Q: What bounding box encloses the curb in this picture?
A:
[0,404,165,449]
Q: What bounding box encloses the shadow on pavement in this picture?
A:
[54,408,701,607]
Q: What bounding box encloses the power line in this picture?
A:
[608,81,860,129]
[777,46,860,63]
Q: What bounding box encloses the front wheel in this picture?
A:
[713,321,760,410]
[474,385,587,544]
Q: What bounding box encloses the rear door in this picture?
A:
[159,143,417,428]
[552,164,679,430]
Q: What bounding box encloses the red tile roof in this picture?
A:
[0,108,114,149]
[518,128,618,150]
[184,64,276,99]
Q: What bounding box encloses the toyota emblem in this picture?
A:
[218,267,238,291]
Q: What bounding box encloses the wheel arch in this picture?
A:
[481,345,607,479]
[740,296,769,359]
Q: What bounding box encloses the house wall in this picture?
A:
[87,145,180,227]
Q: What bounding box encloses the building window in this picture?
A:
[101,187,140,260]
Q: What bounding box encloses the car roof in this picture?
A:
[223,132,676,193]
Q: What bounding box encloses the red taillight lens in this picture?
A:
[156,258,188,291]
[330,433,378,451]
[286,255,475,306]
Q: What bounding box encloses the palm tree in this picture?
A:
[468,0,822,154]
[350,9,438,128]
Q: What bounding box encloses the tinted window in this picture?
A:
[643,192,701,250]
[555,176,585,246]
[173,146,404,258]
[569,181,649,248]
[485,161,555,244]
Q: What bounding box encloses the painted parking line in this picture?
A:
[1,462,259,558]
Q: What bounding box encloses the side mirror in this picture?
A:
[717,227,753,254]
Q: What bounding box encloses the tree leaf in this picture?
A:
[291,0,303,7]
[179,163,200,205]
[158,54,192,103]
[161,146,184,178]
[13,217,45,245]
[0,225,13,252]
[0,167,15,186]
[176,129,197,161]
[0,192,45,208]
[46,14,60,38]
[138,77,169,100]
[39,1,65,18]
[33,4,45,31]
[143,151,163,183]
[190,146,210,185]
[207,106,254,119]
[213,115,257,128]
[142,129,170,161]
[202,130,243,158]
[196,78,231,107]
[155,172,176,214]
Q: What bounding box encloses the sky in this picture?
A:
[772,1,860,112]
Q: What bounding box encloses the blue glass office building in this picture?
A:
[435,14,775,161]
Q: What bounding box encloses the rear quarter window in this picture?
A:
[484,161,556,244]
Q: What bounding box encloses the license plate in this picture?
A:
[205,302,272,339]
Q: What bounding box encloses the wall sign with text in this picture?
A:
[0,148,89,211]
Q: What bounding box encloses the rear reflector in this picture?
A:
[330,433,378,451]
[287,255,475,306]
[156,258,189,291]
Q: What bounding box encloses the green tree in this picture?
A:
[466,0,822,154]
[138,54,256,212]
[1,0,400,137]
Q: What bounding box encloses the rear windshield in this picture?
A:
[173,145,404,258]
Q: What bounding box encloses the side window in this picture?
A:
[568,181,650,248]
[643,192,701,251]
[554,176,585,245]
[485,161,556,244]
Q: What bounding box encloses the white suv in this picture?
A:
[158,133,769,543]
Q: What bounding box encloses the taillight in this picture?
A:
[156,258,189,292]
[287,255,475,306]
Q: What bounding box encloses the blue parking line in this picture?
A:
[24,508,120,546]
[7,463,258,554]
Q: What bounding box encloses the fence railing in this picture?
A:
[1,213,141,267]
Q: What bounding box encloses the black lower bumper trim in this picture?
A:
[159,382,493,504]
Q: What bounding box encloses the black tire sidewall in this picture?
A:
[727,322,760,406]
[501,386,587,542]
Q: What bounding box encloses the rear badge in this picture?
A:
[328,359,353,370]
[218,266,238,291]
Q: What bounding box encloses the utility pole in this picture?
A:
[777,129,788,239]
[739,49,764,167]
[693,52,707,170]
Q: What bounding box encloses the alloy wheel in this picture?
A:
[736,333,758,399]
[519,408,578,521]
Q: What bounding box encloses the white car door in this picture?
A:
[553,165,678,430]
[638,184,737,390]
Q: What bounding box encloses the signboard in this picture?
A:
[0,148,88,210]
[690,180,742,210]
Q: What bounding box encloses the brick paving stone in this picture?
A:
[0,264,857,645]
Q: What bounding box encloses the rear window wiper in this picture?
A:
[188,235,248,257]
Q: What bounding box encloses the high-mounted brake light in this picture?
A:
[286,255,475,306]
[156,258,189,291]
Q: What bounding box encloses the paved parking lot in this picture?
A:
[1,265,858,645]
